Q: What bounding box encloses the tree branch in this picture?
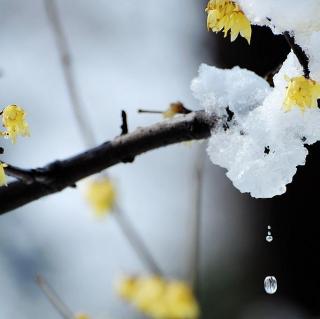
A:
[283,32,310,78]
[1,111,217,215]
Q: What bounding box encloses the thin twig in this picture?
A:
[138,109,163,114]
[138,103,192,116]
[120,110,129,135]
[283,32,310,78]
[36,275,74,319]
[4,164,35,184]
[120,110,134,163]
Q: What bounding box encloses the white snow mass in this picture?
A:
[238,0,320,34]
[192,55,320,198]
[191,1,320,198]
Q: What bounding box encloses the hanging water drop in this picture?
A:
[264,276,277,294]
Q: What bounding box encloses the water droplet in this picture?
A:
[264,276,277,294]
[268,231,271,236]
[267,225,271,229]
[266,235,273,242]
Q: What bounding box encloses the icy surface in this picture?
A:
[193,54,320,198]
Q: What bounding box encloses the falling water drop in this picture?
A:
[266,226,273,242]
[266,235,273,242]
[264,276,277,294]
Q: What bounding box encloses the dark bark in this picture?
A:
[1,111,217,214]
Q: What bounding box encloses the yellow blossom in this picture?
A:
[74,314,90,319]
[116,276,199,319]
[85,177,116,216]
[133,277,166,316]
[1,104,30,143]
[117,276,138,299]
[206,0,252,44]
[284,76,320,112]
[163,102,189,119]
[0,162,7,186]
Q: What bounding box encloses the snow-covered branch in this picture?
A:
[0,111,216,214]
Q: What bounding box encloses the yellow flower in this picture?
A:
[206,0,252,44]
[284,76,320,112]
[117,276,138,299]
[163,102,187,119]
[85,177,116,216]
[133,277,166,317]
[116,276,199,319]
[165,281,199,319]
[0,162,7,186]
[1,104,30,143]
[74,314,90,319]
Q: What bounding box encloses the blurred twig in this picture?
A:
[36,275,74,319]
[114,204,163,275]
[1,110,216,213]
[44,0,96,147]
[44,1,162,275]
[189,145,205,295]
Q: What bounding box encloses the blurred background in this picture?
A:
[0,0,318,318]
